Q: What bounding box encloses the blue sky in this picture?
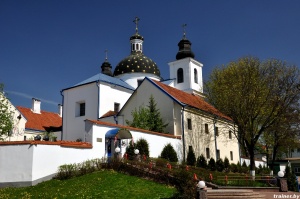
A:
[1,0,300,113]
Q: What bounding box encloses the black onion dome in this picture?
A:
[130,33,144,40]
[176,38,195,60]
[101,60,113,76]
[113,51,160,77]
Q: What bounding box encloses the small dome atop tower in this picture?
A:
[101,49,113,76]
[113,17,160,77]
[176,24,195,60]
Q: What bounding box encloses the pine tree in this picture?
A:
[224,157,230,170]
[136,138,149,157]
[196,154,207,168]
[187,146,196,166]
[126,95,168,133]
[216,158,224,172]
[160,143,178,162]
[208,158,216,171]
[147,95,168,133]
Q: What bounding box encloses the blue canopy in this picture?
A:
[105,128,132,139]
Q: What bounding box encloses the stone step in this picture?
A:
[207,190,266,199]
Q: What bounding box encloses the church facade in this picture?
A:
[61,18,239,163]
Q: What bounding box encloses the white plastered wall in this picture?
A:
[183,109,239,164]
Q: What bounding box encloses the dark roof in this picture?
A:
[113,51,160,77]
[17,106,62,132]
[176,38,195,60]
[151,79,232,121]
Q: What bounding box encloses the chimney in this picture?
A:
[58,104,63,117]
[32,98,41,114]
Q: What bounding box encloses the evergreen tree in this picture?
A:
[208,158,216,171]
[126,95,168,133]
[196,154,207,168]
[216,158,224,172]
[147,95,168,133]
[186,146,196,166]
[125,140,136,160]
[160,143,178,162]
[0,84,13,140]
[224,157,230,170]
[136,138,149,157]
[285,165,297,191]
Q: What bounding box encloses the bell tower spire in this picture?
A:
[176,24,195,60]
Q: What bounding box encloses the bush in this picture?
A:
[216,158,224,172]
[285,165,297,191]
[208,158,216,171]
[172,169,197,199]
[230,163,238,173]
[136,138,149,157]
[224,157,230,171]
[160,143,178,162]
[186,147,196,166]
[196,154,207,168]
[241,161,248,173]
[125,140,136,160]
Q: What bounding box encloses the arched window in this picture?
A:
[194,68,198,83]
[177,68,184,83]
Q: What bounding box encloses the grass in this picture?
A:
[0,170,177,199]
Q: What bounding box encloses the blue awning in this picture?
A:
[105,128,132,139]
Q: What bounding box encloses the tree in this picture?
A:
[147,95,168,133]
[196,154,207,168]
[0,84,13,140]
[186,146,196,166]
[205,57,300,176]
[216,158,224,172]
[208,158,216,171]
[160,143,178,162]
[126,95,168,133]
[135,138,149,157]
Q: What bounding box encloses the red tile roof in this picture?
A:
[17,106,62,132]
[101,110,117,118]
[0,140,92,148]
[152,80,232,121]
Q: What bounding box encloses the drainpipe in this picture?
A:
[181,106,186,162]
[213,116,218,160]
[60,90,64,140]
[96,81,100,119]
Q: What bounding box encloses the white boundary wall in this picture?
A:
[0,121,182,187]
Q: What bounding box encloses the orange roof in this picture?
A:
[152,80,232,121]
[101,110,117,118]
[17,106,62,132]
[0,140,92,148]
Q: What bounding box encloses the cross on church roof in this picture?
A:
[104,49,108,61]
[133,17,140,33]
[182,24,187,39]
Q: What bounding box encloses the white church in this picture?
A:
[61,18,239,162]
[0,18,240,187]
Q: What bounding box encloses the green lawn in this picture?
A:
[0,170,177,199]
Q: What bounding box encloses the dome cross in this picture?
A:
[133,17,140,34]
[182,24,187,39]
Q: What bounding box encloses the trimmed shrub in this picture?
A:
[186,147,196,166]
[160,143,178,162]
[136,138,150,157]
[196,154,207,168]
[230,163,238,173]
[125,140,136,160]
[216,158,224,172]
[285,164,297,191]
[208,158,216,171]
[224,157,230,171]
